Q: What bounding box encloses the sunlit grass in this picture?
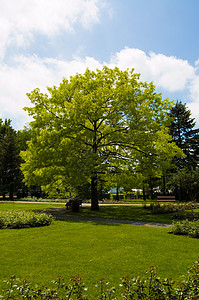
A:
[1,202,199,296]
[0,219,199,294]
[0,202,65,211]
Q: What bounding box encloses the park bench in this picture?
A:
[157,195,175,203]
[65,199,82,210]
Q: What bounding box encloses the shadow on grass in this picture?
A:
[43,208,120,226]
[44,206,173,227]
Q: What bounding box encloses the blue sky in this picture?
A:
[1,0,199,129]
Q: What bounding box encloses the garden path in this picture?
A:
[44,206,171,228]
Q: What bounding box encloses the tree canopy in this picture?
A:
[0,119,21,199]
[21,66,182,209]
[169,100,199,169]
[168,101,199,201]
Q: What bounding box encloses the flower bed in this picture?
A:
[1,261,199,299]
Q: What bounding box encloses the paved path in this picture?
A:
[14,201,144,206]
[64,215,171,228]
[45,207,171,228]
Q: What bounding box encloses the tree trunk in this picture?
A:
[143,185,146,201]
[9,191,14,200]
[91,175,99,211]
[116,185,119,201]
[91,120,99,211]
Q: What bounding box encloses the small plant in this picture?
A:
[0,211,53,229]
[1,262,199,299]
[96,278,116,299]
[109,194,114,202]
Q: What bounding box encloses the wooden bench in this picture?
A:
[157,195,175,203]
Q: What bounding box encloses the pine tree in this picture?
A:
[0,119,21,199]
[169,100,199,169]
[169,101,199,201]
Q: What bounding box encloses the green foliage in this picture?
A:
[1,262,199,299]
[0,211,53,229]
[172,220,199,238]
[151,201,199,214]
[0,275,87,299]
[169,100,199,169]
[173,211,199,221]
[16,126,33,152]
[21,66,182,210]
[0,119,21,199]
[169,168,199,201]
[168,101,199,201]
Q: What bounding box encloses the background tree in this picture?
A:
[21,67,181,210]
[169,168,199,202]
[168,101,199,200]
[0,119,21,199]
[169,100,199,169]
[16,126,34,198]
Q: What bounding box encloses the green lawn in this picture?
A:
[0,202,199,295]
[0,201,65,211]
[67,205,175,223]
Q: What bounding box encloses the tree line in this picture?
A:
[1,67,199,209]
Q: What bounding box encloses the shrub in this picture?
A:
[151,201,199,214]
[0,211,53,229]
[1,261,199,299]
[173,212,199,221]
[172,220,199,238]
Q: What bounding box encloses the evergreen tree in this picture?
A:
[0,119,21,199]
[169,101,199,201]
[169,100,199,169]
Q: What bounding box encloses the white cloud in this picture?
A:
[111,48,199,125]
[0,54,103,129]
[111,47,195,92]
[1,47,199,129]
[187,75,199,125]
[0,0,106,58]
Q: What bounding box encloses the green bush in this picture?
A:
[172,220,199,238]
[1,261,199,299]
[0,211,53,229]
[173,211,199,221]
[151,201,199,214]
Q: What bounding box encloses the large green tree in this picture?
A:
[21,67,181,210]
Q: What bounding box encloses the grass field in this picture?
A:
[68,205,175,223]
[0,202,199,295]
[0,201,65,211]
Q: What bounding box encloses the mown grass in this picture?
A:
[0,201,65,211]
[67,205,174,224]
[1,202,199,296]
[0,219,199,295]
[0,202,174,223]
